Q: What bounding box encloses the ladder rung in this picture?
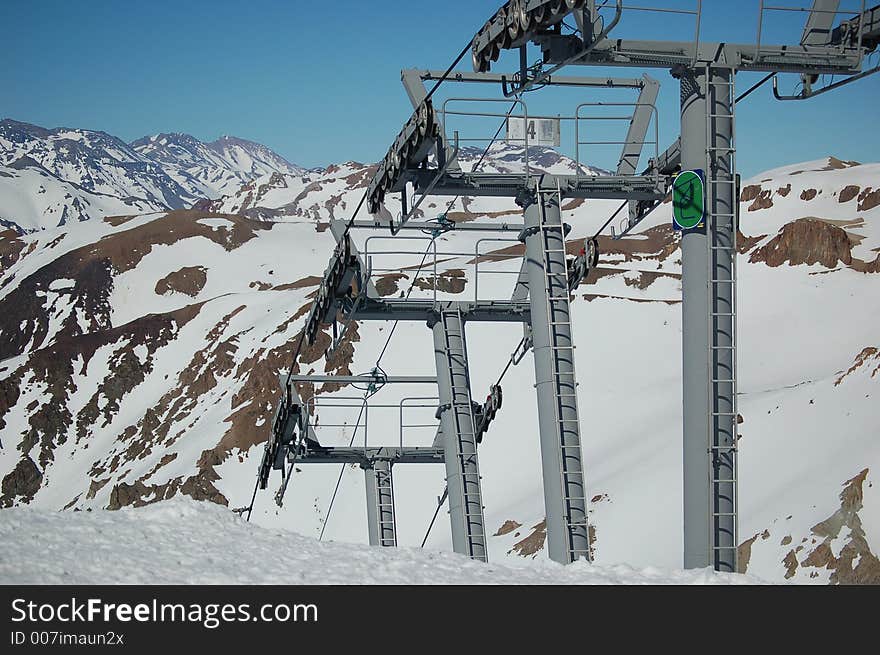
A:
[712,513,737,517]
[712,480,737,484]
[712,378,736,383]
[710,279,735,283]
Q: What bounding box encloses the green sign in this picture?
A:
[672,170,704,230]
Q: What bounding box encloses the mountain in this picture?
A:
[131,133,307,200]
[0,147,877,585]
[0,119,307,233]
[0,119,191,227]
[208,143,599,222]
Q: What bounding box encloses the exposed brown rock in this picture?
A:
[414,269,467,294]
[271,275,322,292]
[740,185,762,202]
[0,457,42,507]
[0,229,25,271]
[104,214,137,227]
[494,520,522,536]
[749,218,852,268]
[737,230,766,255]
[509,519,547,558]
[374,273,407,297]
[737,533,759,574]
[826,157,860,170]
[839,185,861,203]
[783,550,799,579]
[777,184,792,197]
[622,270,680,290]
[799,469,880,584]
[800,188,818,201]
[834,347,880,386]
[155,266,207,297]
[858,187,880,211]
[748,189,774,211]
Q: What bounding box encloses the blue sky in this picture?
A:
[2,0,878,175]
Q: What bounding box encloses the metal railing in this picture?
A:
[441,97,530,177]
[363,233,523,305]
[399,396,440,449]
[617,1,703,65]
[756,0,866,62]
[574,101,660,176]
[439,95,661,180]
[473,236,523,303]
[304,393,440,455]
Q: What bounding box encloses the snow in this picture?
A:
[1,150,877,584]
[0,498,764,585]
[196,217,235,229]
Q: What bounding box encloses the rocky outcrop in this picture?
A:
[0,457,42,507]
[858,187,880,211]
[792,470,880,584]
[749,218,852,268]
[155,266,207,297]
[839,185,861,203]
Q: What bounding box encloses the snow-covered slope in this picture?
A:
[131,133,306,200]
[0,154,877,585]
[0,497,760,584]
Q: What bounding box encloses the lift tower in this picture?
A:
[469,0,880,572]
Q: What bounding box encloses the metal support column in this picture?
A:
[430,309,487,561]
[363,460,397,547]
[680,66,738,572]
[521,183,591,564]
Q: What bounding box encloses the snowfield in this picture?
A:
[0,498,763,585]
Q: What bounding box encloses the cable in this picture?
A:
[420,486,449,547]
[248,36,481,523]
[592,199,628,240]
[735,72,775,104]
[317,397,367,541]
[440,99,520,222]
[318,236,437,539]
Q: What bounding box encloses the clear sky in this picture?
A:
[2,0,879,176]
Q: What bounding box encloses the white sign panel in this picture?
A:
[506,117,560,147]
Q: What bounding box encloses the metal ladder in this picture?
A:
[374,463,397,547]
[703,64,739,573]
[439,308,487,560]
[536,180,591,562]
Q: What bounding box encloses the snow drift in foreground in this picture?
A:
[0,499,763,585]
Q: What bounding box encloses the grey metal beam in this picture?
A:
[401,68,460,173]
[412,171,665,201]
[297,446,445,465]
[364,460,397,547]
[551,37,863,74]
[802,0,842,46]
[522,181,591,564]
[617,75,660,177]
[415,68,647,89]
[354,299,531,323]
[284,374,437,385]
[328,218,379,298]
[346,220,525,233]
[431,309,487,561]
[680,67,738,573]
